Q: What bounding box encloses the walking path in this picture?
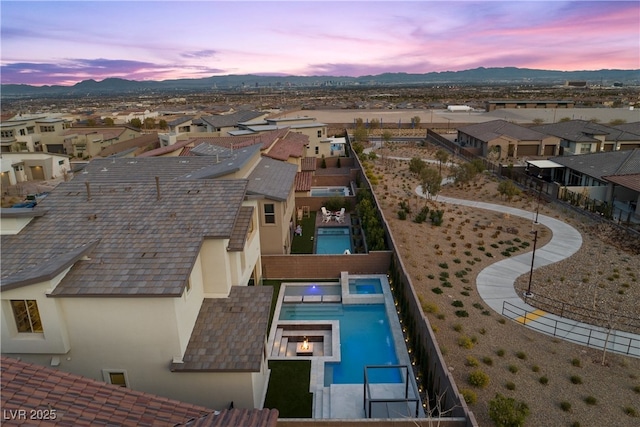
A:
[414,186,640,357]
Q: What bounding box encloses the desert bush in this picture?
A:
[505,381,516,390]
[570,375,582,384]
[468,370,490,388]
[431,287,443,294]
[482,356,493,366]
[458,336,474,349]
[508,365,519,374]
[453,323,463,332]
[515,351,527,360]
[571,358,581,367]
[460,388,477,404]
[584,396,597,405]
[465,356,479,367]
[624,406,638,417]
[560,401,572,412]
[488,393,530,427]
[452,300,464,307]
[455,310,469,317]
[539,376,549,385]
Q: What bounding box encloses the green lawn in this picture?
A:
[291,211,316,254]
[264,360,313,418]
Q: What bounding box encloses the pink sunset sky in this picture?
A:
[1,0,638,86]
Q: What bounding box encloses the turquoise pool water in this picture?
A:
[284,284,341,296]
[349,277,383,294]
[316,227,352,254]
[310,186,350,197]
[279,303,400,384]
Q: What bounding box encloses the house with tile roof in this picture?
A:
[59,126,143,158]
[532,120,640,155]
[546,149,640,218]
[457,119,561,159]
[0,177,273,410]
[1,115,73,154]
[1,152,71,187]
[1,356,279,427]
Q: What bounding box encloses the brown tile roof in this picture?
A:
[263,132,307,161]
[137,138,197,157]
[295,171,313,191]
[301,157,317,171]
[602,173,640,192]
[227,207,253,251]
[63,127,128,141]
[0,356,213,426]
[1,179,248,296]
[183,408,278,427]
[98,132,159,157]
[246,157,298,201]
[171,286,273,372]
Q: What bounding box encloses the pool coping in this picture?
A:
[266,273,423,419]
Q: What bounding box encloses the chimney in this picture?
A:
[85,181,91,201]
[155,176,161,201]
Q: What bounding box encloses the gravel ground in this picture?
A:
[369,143,640,427]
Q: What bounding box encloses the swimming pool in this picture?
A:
[279,303,400,384]
[284,283,341,297]
[349,277,383,294]
[310,186,350,197]
[316,227,352,254]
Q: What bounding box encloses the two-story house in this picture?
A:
[59,126,142,158]
[1,178,272,410]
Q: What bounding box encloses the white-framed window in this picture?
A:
[102,369,129,387]
[263,203,276,224]
[10,300,43,333]
[1,130,15,138]
[39,125,55,132]
[580,143,591,154]
[317,130,322,138]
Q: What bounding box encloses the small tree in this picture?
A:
[129,118,142,129]
[353,127,368,144]
[488,393,530,427]
[412,115,421,128]
[103,117,115,126]
[382,130,392,148]
[420,166,442,200]
[498,180,521,201]
[434,149,449,174]
[409,157,426,176]
[143,117,156,129]
[158,119,168,130]
[369,118,380,132]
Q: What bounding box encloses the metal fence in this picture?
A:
[502,301,640,357]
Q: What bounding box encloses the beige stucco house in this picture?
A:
[58,126,142,158]
[0,178,272,410]
[1,115,72,153]
[0,152,71,187]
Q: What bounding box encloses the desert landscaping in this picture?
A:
[366,141,640,426]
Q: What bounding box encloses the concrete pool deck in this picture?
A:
[266,274,424,419]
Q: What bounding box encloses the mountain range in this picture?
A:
[2,67,638,97]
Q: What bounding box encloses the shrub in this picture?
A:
[633,385,640,394]
[488,393,530,427]
[584,396,597,405]
[539,376,549,385]
[453,323,463,332]
[560,401,572,412]
[571,358,581,367]
[531,365,540,373]
[624,406,638,417]
[482,356,493,366]
[508,365,519,374]
[442,281,452,288]
[458,336,474,349]
[515,351,527,360]
[439,271,450,279]
[505,381,516,390]
[570,375,582,384]
[431,287,443,294]
[460,388,477,404]
[397,210,407,220]
[422,301,439,313]
[468,370,490,388]
[455,310,469,318]
[438,262,449,269]
[472,302,484,310]
[465,356,479,367]
[452,300,464,307]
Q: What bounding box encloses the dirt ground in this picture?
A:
[368,142,640,427]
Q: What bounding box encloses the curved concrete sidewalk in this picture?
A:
[414,186,640,357]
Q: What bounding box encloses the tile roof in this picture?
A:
[98,132,159,158]
[200,111,266,128]
[0,356,213,426]
[263,131,308,161]
[168,115,195,126]
[1,179,248,296]
[532,120,640,143]
[612,121,640,136]
[137,138,198,157]
[247,157,298,201]
[550,148,640,179]
[62,127,127,141]
[71,156,219,182]
[227,207,253,251]
[171,286,273,372]
[1,357,278,427]
[295,171,313,191]
[602,173,640,192]
[183,144,261,179]
[301,157,317,171]
[458,120,548,142]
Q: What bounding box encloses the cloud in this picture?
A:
[0,58,227,86]
[180,49,218,59]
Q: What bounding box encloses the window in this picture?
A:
[11,300,43,333]
[1,130,15,138]
[315,146,319,155]
[103,369,128,387]
[317,130,322,138]
[264,203,276,224]
[27,127,35,134]
[580,143,591,154]
[39,126,55,132]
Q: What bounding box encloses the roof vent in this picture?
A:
[101,167,108,172]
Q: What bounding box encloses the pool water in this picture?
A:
[349,278,383,294]
[279,304,400,384]
[316,227,352,254]
[310,186,350,197]
[284,284,341,297]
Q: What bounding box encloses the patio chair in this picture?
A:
[335,207,346,223]
[321,206,332,223]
